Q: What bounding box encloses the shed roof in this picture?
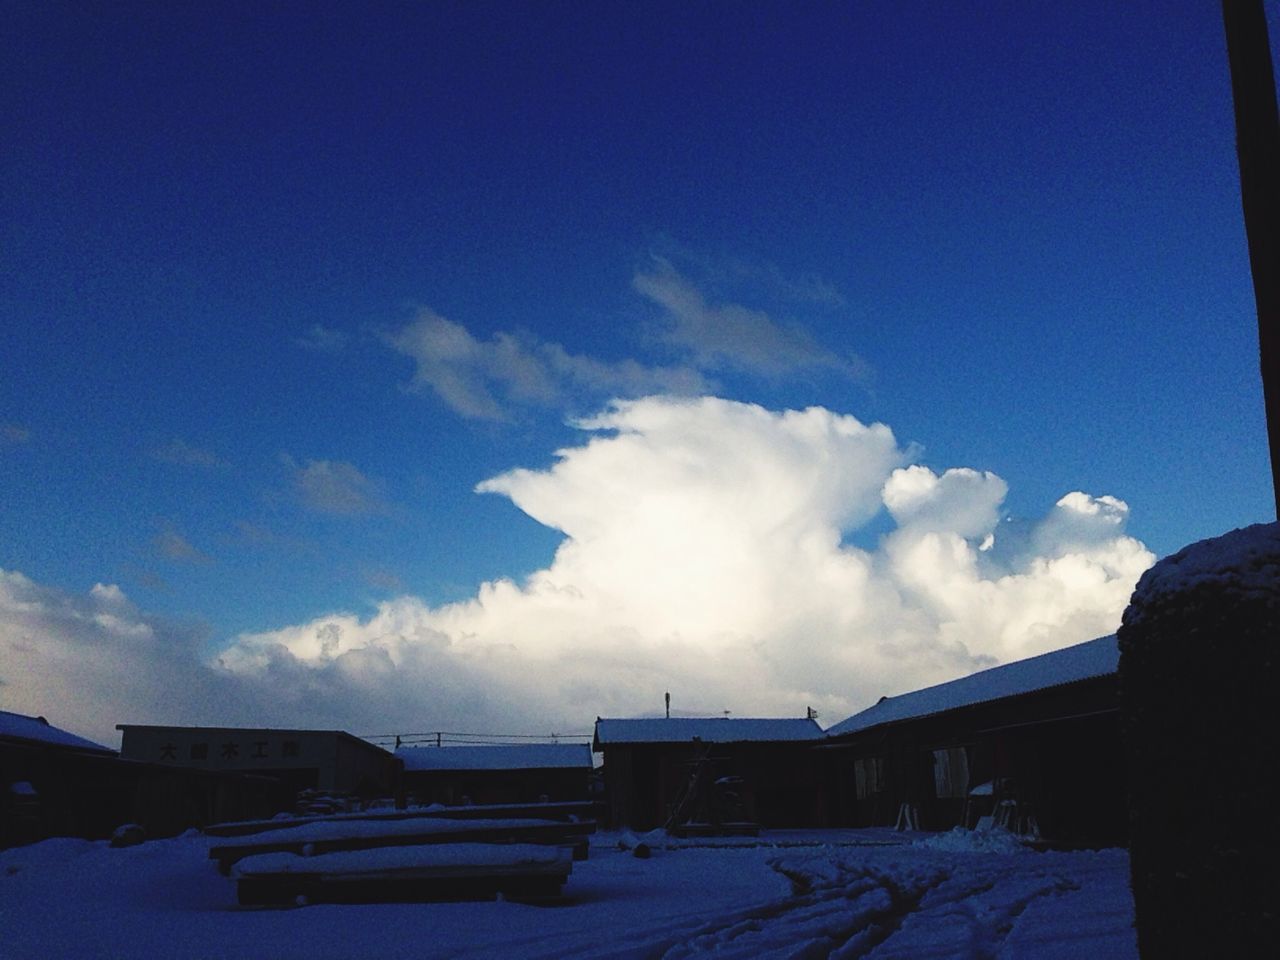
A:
[594,717,824,748]
[825,634,1119,737]
[115,724,390,755]
[1,710,115,754]
[396,743,593,772]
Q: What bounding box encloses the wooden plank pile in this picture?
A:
[206,802,595,906]
[204,799,598,837]
[234,843,574,906]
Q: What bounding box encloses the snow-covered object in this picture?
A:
[827,635,1118,736]
[0,710,113,753]
[233,842,571,879]
[396,743,591,771]
[0,829,1138,958]
[217,816,568,848]
[913,826,1029,855]
[109,824,146,848]
[594,717,824,745]
[1121,521,1280,626]
[617,828,667,853]
[1118,521,1278,958]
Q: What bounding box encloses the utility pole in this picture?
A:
[1222,0,1280,516]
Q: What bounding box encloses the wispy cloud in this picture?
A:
[228,520,317,556]
[362,567,405,593]
[386,309,709,421]
[152,527,213,565]
[643,238,848,308]
[283,456,388,516]
[151,439,226,469]
[383,253,869,422]
[632,259,866,379]
[2,423,31,445]
[386,311,557,420]
[295,325,349,354]
[757,263,847,308]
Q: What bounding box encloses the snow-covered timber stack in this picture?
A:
[1117,522,1278,958]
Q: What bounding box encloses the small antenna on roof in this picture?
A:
[806,706,819,721]
[723,709,731,718]
[665,692,670,719]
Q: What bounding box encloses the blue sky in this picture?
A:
[2,1,1276,741]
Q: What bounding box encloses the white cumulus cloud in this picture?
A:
[218,397,1152,729]
[3,397,1155,744]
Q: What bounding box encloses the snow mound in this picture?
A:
[1124,521,1280,623]
[913,826,1029,854]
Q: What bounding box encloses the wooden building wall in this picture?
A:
[2,740,291,848]
[402,767,590,807]
[600,740,820,830]
[818,676,1125,848]
[117,726,398,796]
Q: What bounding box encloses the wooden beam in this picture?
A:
[1223,0,1280,516]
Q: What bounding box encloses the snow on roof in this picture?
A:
[825,635,1119,738]
[396,743,592,772]
[594,717,824,746]
[0,710,115,754]
[116,724,390,754]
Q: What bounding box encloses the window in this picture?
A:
[932,747,970,799]
[854,757,884,799]
[189,743,208,761]
[281,740,300,759]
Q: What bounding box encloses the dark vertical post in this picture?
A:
[1223,0,1280,516]
[1119,526,1279,957]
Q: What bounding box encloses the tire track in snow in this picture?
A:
[856,860,1080,960]
[645,859,951,960]
[492,848,1099,960]
[646,852,1084,960]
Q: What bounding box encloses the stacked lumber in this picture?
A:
[209,816,593,873]
[234,843,572,906]
[204,799,597,837]
[207,801,596,906]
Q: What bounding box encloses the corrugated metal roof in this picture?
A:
[396,743,593,771]
[594,717,824,746]
[0,710,115,753]
[825,635,1119,737]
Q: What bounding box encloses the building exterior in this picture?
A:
[819,635,1125,847]
[2,711,117,847]
[593,717,825,830]
[3,712,292,845]
[397,743,593,806]
[116,725,398,798]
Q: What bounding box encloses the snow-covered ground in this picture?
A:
[0,828,1136,959]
